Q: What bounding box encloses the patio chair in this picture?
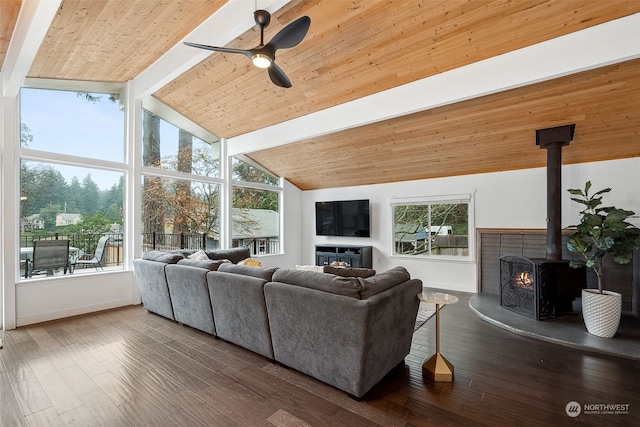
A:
[25,239,71,278]
[74,235,110,271]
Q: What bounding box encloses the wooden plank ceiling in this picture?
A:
[2,0,639,190]
[250,59,640,190]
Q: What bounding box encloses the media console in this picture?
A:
[315,245,373,269]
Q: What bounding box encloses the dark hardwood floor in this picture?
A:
[1,291,638,426]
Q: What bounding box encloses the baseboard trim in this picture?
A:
[16,298,134,327]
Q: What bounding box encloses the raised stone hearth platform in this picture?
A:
[469,293,640,361]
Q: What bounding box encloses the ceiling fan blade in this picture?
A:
[268,62,292,88]
[183,42,252,58]
[267,16,311,51]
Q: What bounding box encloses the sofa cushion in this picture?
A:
[323,266,376,278]
[176,258,223,271]
[358,266,411,299]
[272,268,361,299]
[206,247,251,264]
[141,250,184,264]
[217,263,278,281]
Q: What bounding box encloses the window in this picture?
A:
[232,156,277,185]
[392,195,472,259]
[232,186,280,255]
[20,87,124,162]
[19,84,126,278]
[141,176,220,250]
[143,110,220,178]
[232,156,281,255]
[141,108,222,252]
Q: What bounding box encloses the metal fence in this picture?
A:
[20,232,275,265]
[20,232,124,267]
[141,232,207,252]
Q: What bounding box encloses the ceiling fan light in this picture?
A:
[252,53,272,68]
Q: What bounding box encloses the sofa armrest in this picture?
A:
[133,259,174,320]
[359,278,422,394]
[165,264,216,335]
[206,271,273,358]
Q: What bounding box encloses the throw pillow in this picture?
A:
[141,250,184,264]
[188,249,209,261]
[206,247,251,264]
[238,258,262,267]
[323,266,376,278]
[217,263,278,281]
[176,258,223,271]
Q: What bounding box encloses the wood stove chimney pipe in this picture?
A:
[536,124,575,261]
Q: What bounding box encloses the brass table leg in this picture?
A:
[422,303,454,382]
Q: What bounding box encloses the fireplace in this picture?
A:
[499,124,586,319]
[500,255,585,320]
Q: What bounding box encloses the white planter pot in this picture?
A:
[581,289,622,338]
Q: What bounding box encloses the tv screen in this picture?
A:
[315,199,370,237]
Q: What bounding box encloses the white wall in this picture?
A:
[15,272,136,326]
[301,158,640,293]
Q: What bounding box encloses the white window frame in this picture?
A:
[18,79,128,280]
[390,193,475,262]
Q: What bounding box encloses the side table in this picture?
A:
[417,291,459,382]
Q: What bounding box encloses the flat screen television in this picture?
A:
[315,199,370,237]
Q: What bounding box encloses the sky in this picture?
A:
[20,88,125,190]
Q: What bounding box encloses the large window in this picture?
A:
[232,156,281,255]
[142,108,222,251]
[392,195,472,259]
[19,83,126,278]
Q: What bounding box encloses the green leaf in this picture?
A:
[612,253,633,264]
[592,187,611,197]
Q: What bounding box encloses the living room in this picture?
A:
[1,1,639,425]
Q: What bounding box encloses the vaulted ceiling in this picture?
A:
[2,1,639,190]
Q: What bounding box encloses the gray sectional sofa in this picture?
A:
[133,248,422,399]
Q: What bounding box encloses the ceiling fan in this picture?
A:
[184,10,311,88]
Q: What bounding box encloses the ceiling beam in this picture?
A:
[227,12,640,157]
[2,0,61,98]
[133,0,293,98]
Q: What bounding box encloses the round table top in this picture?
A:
[417,291,459,305]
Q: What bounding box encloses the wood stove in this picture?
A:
[499,124,586,319]
[500,255,585,320]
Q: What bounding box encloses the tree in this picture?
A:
[100,176,123,215]
[142,110,166,244]
[20,122,33,147]
[81,174,100,216]
[68,176,84,213]
[20,164,69,216]
[173,130,193,234]
[104,203,122,223]
[39,204,61,230]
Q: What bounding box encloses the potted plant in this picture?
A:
[566,181,640,338]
